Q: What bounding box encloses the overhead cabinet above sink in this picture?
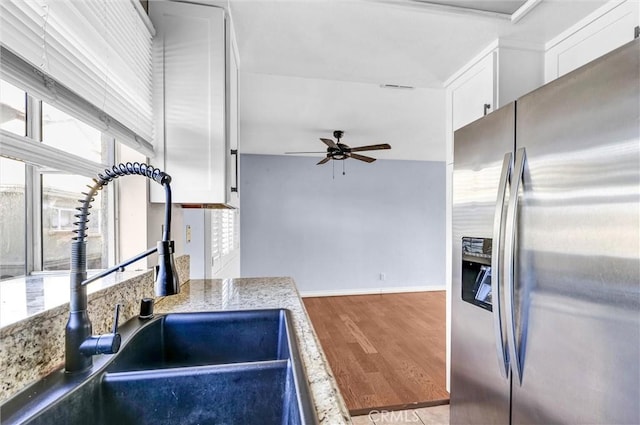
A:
[149,1,239,206]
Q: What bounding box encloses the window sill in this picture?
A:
[0,269,148,328]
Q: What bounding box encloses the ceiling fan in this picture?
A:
[285,130,391,165]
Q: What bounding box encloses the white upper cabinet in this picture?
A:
[545,0,639,82]
[445,40,544,163]
[450,52,496,132]
[149,1,239,205]
[446,42,545,133]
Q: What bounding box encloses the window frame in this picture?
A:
[1,86,118,277]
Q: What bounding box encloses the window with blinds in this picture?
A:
[0,79,115,279]
[0,0,154,155]
[0,0,151,280]
[211,209,240,274]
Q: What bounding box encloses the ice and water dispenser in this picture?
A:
[461,237,493,311]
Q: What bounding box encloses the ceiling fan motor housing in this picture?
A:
[328,139,349,160]
[329,148,348,160]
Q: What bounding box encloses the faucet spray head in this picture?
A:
[155,240,180,296]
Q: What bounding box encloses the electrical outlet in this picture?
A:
[379,273,386,281]
[186,225,192,243]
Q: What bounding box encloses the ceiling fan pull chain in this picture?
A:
[332,159,335,180]
[343,160,346,176]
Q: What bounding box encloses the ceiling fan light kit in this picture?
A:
[285,130,392,166]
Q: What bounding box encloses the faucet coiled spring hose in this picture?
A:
[73,162,172,243]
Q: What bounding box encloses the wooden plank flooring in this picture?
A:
[303,292,449,415]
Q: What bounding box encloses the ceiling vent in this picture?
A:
[380,84,415,90]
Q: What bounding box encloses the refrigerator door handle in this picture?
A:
[505,147,526,385]
[491,152,512,379]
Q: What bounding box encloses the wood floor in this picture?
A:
[303,292,449,415]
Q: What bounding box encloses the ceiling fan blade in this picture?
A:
[349,143,391,152]
[349,153,376,163]
[320,138,338,149]
[317,157,331,165]
[284,151,327,154]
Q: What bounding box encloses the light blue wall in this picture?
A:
[240,154,446,295]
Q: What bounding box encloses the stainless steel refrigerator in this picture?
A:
[451,38,639,424]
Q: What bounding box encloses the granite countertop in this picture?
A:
[154,277,352,425]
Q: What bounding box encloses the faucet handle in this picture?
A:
[79,303,122,356]
[112,303,121,334]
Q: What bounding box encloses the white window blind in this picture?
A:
[0,129,108,177]
[221,210,232,257]
[211,209,239,274]
[212,212,222,272]
[0,0,154,155]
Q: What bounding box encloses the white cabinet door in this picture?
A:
[451,53,495,131]
[226,32,240,208]
[545,0,639,81]
[150,1,227,204]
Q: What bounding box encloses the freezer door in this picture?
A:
[451,103,514,424]
[510,39,640,424]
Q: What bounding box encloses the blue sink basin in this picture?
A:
[102,362,303,424]
[109,310,290,371]
[1,309,318,425]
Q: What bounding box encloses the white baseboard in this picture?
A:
[299,285,446,298]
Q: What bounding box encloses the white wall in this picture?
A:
[240,154,446,296]
[118,144,149,267]
[182,209,209,279]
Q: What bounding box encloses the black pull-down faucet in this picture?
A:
[65,163,180,373]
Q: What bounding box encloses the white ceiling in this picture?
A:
[228,0,607,160]
[240,73,446,160]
